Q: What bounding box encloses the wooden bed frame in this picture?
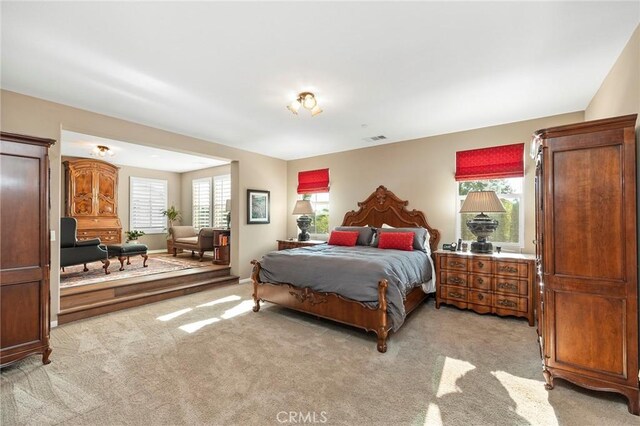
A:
[250,185,440,353]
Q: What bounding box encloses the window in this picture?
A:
[130,177,168,234]
[303,192,329,237]
[455,178,524,248]
[192,178,211,229]
[213,175,231,228]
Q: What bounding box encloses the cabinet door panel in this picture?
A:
[0,282,41,349]
[72,169,94,215]
[97,173,116,215]
[552,142,624,280]
[551,290,626,379]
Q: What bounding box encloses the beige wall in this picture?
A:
[1,90,287,321]
[585,23,640,265]
[585,24,640,125]
[61,156,183,251]
[287,112,584,254]
[181,164,232,226]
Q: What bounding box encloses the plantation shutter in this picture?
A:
[213,175,231,228]
[192,178,212,229]
[455,143,524,181]
[130,177,168,233]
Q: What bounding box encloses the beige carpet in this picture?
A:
[1,283,636,425]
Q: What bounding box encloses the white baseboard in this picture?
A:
[147,249,167,254]
[239,278,251,284]
[51,320,58,328]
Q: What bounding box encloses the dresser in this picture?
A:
[533,114,639,415]
[1,132,54,367]
[277,239,326,250]
[64,159,122,243]
[435,250,535,325]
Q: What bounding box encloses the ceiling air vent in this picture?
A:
[363,135,387,143]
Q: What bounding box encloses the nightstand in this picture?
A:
[277,239,326,250]
[435,249,535,325]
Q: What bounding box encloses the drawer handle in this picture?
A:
[478,261,484,268]
[448,291,464,299]
[499,266,518,274]
[477,277,484,285]
[498,282,518,291]
[448,277,464,285]
[449,261,465,268]
[478,293,484,301]
[497,299,517,308]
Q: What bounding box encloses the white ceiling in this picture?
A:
[2,2,639,160]
[61,130,229,173]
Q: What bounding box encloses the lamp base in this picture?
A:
[296,215,312,242]
[470,241,493,254]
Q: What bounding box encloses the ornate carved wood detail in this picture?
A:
[342,185,440,252]
[288,288,328,306]
[64,158,122,243]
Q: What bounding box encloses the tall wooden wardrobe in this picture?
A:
[533,114,639,414]
[64,159,122,243]
[0,132,54,367]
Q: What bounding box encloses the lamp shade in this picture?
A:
[225,199,231,212]
[292,200,314,215]
[459,191,506,213]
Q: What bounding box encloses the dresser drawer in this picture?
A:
[495,261,528,278]
[468,274,491,291]
[440,271,468,287]
[494,294,528,313]
[470,258,493,274]
[494,278,528,296]
[468,289,491,306]
[440,256,468,271]
[441,286,467,302]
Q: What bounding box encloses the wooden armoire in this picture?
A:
[64,159,122,244]
[1,132,54,367]
[533,114,639,414]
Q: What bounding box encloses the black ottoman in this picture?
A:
[106,243,149,271]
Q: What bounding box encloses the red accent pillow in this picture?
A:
[328,231,359,247]
[378,232,414,251]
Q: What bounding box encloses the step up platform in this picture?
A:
[59,265,239,324]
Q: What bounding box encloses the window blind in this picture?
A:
[213,175,231,228]
[130,177,168,233]
[455,143,524,181]
[192,178,211,229]
[297,168,330,194]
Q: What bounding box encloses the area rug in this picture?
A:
[60,255,211,288]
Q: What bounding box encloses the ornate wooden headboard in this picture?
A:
[342,185,441,252]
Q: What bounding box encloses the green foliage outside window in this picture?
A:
[302,193,330,235]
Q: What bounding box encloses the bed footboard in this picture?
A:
[250,259,391,353]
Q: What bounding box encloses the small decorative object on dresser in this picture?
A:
[247,189,270,224]
[292,199,314,241]
[435,250,535,326]
[277,239,325,251]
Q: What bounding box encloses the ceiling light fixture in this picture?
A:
[287,92,322,117]
[91,145,114,157]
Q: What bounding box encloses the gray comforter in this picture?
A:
[258,244,432,331]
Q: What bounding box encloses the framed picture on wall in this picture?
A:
[247,189,270,224]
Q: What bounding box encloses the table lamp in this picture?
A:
[292,200,314,241]
[459,190,505,253]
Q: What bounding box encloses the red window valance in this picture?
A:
[297,168,330,194]
[455,143,524,181]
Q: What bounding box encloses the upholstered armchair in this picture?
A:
[169,226,215,261]
[60,217,110,274]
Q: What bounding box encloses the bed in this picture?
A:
[250,185,440,353]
